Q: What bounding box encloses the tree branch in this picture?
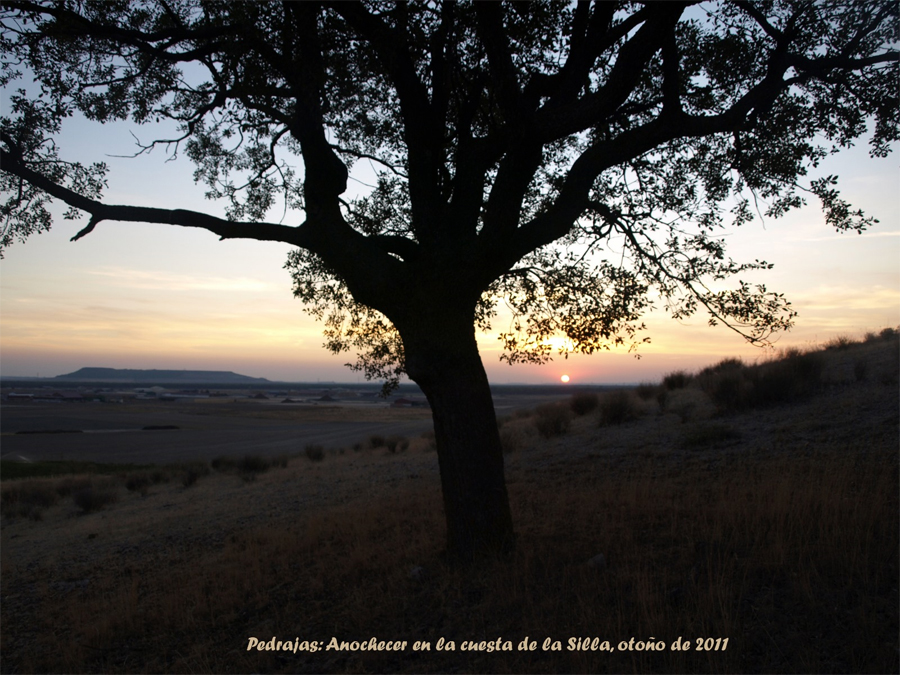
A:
[0,146,302,245]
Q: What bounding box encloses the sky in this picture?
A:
[1,112,898,385]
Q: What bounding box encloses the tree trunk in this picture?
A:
[399,309,515,562]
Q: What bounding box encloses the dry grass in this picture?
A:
[3,447,895,674]
[2,335,898,674]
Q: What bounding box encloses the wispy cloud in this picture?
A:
[787,230,900,243]
[86,267,277,292]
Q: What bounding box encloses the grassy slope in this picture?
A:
[1,334,898,674]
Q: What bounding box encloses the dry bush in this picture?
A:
[634,382,659,401]
[533,401,572,438]
[419,430,437,451]
[384,435,409,453]
[124,473,152,496]
[680,422,740,449]
[304,444,325,462]
[499,424,529,454]
[825,334,855,350]
[181,462,210,487]
[211,456,237,472]
[368,434,386,449]
[236,455,271,481]
[1,480,60,520]
[663,388,715,423]
[697,358,749,411]
[54,476,92,497]
[598,389,639,426]
[72,479,119,513]
[662,370,692,390]
[569,391,600,416]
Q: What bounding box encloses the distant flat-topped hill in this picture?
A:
[54,368,269,384]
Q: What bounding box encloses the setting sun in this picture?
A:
[560,374,570,383]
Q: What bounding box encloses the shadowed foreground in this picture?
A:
[1,336,898,673]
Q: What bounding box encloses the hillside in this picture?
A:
[54,367,270,384]
[2,331,898,674]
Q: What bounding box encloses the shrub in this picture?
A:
[697,358,749,411]
[662,371,691,390]
[211,456,237,472]
[751,349,824,406]
[880,326,898,341]
[304,444,325,462]
[533,402,572,438]
[825,334,854,350]
[598,390,639,426]
[156,469,174,485]
[1,480,60,520]
[73,482,119,513]
[635,382,659,401]
[569,392,599,416]
[499,426,525,454]
[384,435,407,453]
[680,422,741,449]
[125,473,152,495]
[55,476,92,497]
[368,434,386,449]
[238,455,270,474]
[181,462,210,487]
[419,430,437,451]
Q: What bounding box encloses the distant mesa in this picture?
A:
[54,367,269,384]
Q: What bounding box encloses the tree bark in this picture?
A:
[398,308,515,562]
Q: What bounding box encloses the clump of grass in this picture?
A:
[0,460,151,482]
[237,455,271,480]
[634,382,659,401]
[598,390,639,426]
[368,434,386,449]
[124,473,152,496]
[304,444,325,462]
[662,370,692,390]
[384,435,409,453]
[697,353,825,412]
[1,479,60,520]
[419,430,436,451]
[72,479,119,513]
[825,334,855,350]
[533,402,572,438]
[499,425,526,454]
[680,422,741,449]
[748,348,824,408]
[569,391,599,416]
[55,476,92,497]
[211,456,237,472]
[181,462,210,487]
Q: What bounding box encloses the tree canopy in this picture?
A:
[3,1,896,387]
[1,0,897,558]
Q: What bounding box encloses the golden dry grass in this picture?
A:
[2,336,898,674]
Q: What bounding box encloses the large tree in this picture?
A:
[1,0,897,560]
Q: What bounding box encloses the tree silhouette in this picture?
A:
[2,1,896,560]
